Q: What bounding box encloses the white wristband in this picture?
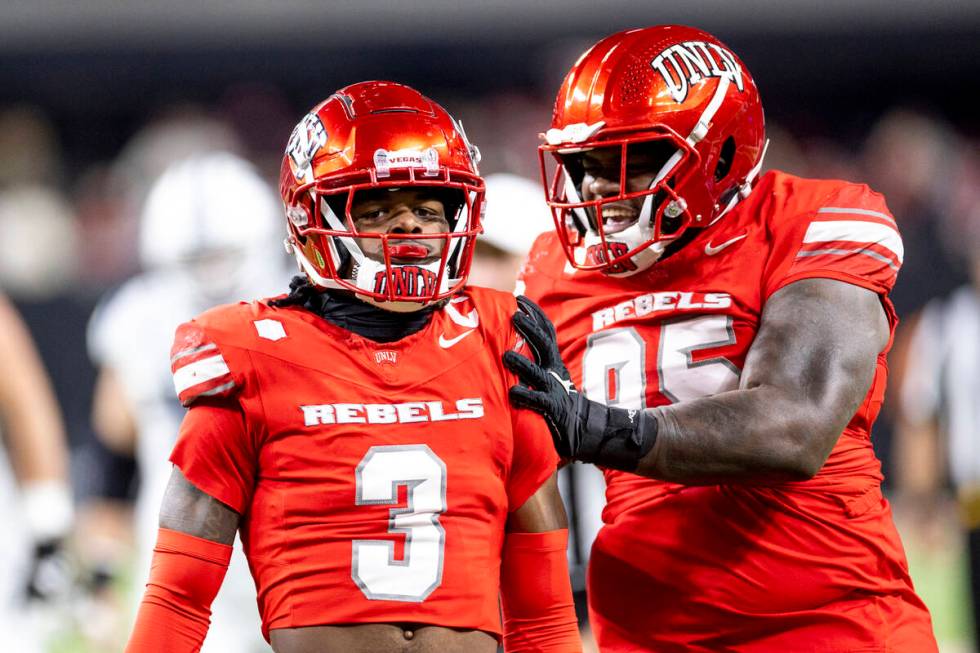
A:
[22,481,74,542]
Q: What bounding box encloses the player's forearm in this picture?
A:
[0,403,68,482]
[635,279,884,484]
[126,528,232,653]
[500,529,582,653]
[501,480,580,650]
[636,385,840,484]
[0,298,69,483]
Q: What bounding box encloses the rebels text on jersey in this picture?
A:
[168,287,557,640]
[520,170,936,651]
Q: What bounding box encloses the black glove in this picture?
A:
[24,538,73,603]
[503,296,658,472]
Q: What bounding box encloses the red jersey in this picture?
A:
[168,287,558,640]
[520,171,936,651]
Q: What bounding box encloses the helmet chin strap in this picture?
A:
[648,74,733,223]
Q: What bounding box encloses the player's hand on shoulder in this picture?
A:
[503,296,658,472]
[503,296,582,458]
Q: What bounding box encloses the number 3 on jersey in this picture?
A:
[353,445,447,602]
[583,315,740,408]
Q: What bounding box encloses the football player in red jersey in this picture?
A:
[504,25,939,651]
[125,81,581,653]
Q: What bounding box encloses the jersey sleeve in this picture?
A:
[506,333,560,512]
[763,182,903,306]
[170,320,241,406]
[169,399,257,514]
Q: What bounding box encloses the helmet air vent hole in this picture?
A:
[714,137,736,181]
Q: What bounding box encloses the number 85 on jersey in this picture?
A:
[583,315,741,408]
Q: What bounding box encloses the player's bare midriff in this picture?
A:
[269,623,498,653]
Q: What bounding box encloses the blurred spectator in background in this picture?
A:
[471,172,552,291]
[862,109,968,318]
[0,292,73,653]
[90,107,244,285]
[757,122,811,178]
[217,83,297,179]
[460,94,551,181]
[111,107,241,219]
[86,152,289,652]
[0,106,79,298]
[896,205,980,652]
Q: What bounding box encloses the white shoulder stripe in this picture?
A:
[173,354,231,395]
[817,206,896,225]
[796,247,898,270]
[196,380,237,398]
[803,220,903,263]
[171,342,217,365]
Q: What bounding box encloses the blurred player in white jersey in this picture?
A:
[0,292,73,653]
[87,152,290,652]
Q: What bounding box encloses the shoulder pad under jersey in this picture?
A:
[170,320,239,406]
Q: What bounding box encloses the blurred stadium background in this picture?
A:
[0,2,978,651]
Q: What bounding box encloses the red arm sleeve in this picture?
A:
[169,400,257,515]
[500,529,581,652]
[125,528,232,653]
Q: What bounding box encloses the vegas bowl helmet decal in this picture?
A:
[539,25,767,275]
[280,81,485,308]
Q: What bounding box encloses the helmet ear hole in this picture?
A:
[714,137,736,182]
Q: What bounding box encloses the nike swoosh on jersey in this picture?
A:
[704,233,747,255]
[439,329,475,349]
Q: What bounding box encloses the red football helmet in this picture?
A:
[280,81,485,308]
[539,25,767,275]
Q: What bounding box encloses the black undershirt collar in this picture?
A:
[305,290,438,343]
